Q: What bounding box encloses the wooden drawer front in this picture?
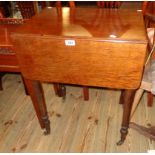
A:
[0,54,20,72]
[13,36,147,89]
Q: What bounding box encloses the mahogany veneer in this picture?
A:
[11,7,148,144]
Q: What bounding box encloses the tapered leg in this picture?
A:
[147,92,153,107]
[0,75,3,90]
[53,83,60,96]
[0,73,5,90]
[24,79,50,135]
[83,86,89,101]
[119,90,125,104]
[21,75,29,95]
[117,89,136,145]
[53,83,66,99]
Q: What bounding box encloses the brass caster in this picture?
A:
[117,126,128,145]
[42,116,50,135]
[43,129,50,135]
[43,123,50,135]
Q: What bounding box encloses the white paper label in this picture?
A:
[65,40,75,46]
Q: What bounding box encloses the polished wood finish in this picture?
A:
[53,83,66,98]
[21,75,29,95]
[83,86,89,101]
[69,1,75,7]
[11,7,147,143]
[53,83,60,96]
[0,25,19,90]
[119,90,125,105]
[12,8,147,41]
[0,22,27,93]
[54,1,88,101]
[117,89,136,145]
[0,23,22,72]
[142,1,149,15]
[147,92,153,107]
[122,1,155,109]
[0,23,48,132]
[12,37,147,89]
[24,79,50,134]
[0,72,5,90]
[12,8,147,88]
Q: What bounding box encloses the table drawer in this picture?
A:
[0,53,20,72]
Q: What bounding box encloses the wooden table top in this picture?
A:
[11,7,148,89]
[12,7,147,43]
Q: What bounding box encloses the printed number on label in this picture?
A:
[65,40,75,46]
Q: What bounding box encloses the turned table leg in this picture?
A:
[117,89,136,145]
[0,73,5,90]
[21,75,29,95]
[53,83,60,96]
[24,79,50,135]
[83,86,89,101]
[0,74,3,90]
[53,83,66,99]
[119,90,125,104]
[147,92,153,107]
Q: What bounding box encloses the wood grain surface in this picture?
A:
[11,7,147,89]
[11,7,147,42]
[12,35,147,89]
